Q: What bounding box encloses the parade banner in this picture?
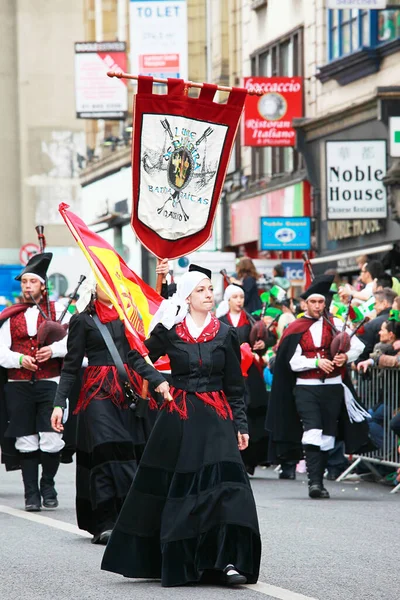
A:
[131,76,247,259]
[59,203,163,354]
[243,77,303,147]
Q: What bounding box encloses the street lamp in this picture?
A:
[383,160,400,223]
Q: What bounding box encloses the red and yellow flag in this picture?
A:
[59,203,162,356]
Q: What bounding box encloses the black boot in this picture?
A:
[279,461,297,480]
[319,451,330,499]
[40,451,60,509]
[304,445,324,499]
[20,451,41,511]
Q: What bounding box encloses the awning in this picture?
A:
[310,244,393,265]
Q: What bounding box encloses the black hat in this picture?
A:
[15,252,53,282]
[300,274,334,300]
[188,263,212,279]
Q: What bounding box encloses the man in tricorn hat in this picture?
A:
[266,275,370,499]
[0,252,71,511]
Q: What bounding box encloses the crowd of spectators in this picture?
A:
[225,255,400,486]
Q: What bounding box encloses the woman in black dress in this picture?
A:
[217,284,271,475]
[51,278,155,545]
[101,265,261,587]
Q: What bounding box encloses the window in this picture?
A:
[320,9,400,85]
[328,9,400,61]
[250,29,303,181]
[378,9,400,43]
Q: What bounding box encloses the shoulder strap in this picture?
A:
[92,315,128,383]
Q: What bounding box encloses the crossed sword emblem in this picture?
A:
[157,119,214,221]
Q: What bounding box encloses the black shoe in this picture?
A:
[308,484,322,499]
[245,465,255,476]
[91,530,112,545]
[279,472,296,480]
[222,565,247,586]
[25,501,41,512]
[43,498,59,509]
[320,487,330,499]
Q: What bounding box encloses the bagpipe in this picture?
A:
[30,226,86,347]
[302,252,368,356]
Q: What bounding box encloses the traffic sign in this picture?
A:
[19,243,40,266]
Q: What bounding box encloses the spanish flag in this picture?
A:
[59,203,162,356]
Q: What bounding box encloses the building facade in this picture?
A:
[0,0,85,251]
[298,0,400,278]
[0,0,87,297]
[223,0,400,283]
[76,1,400,287]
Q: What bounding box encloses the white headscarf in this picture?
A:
[75,272,97,313]
[149,270,211,332]
[215,284,244,318]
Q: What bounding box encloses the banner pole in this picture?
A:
[107,69,262,95]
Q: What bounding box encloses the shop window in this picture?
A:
[320,9,400,86]
[250,29,303,182]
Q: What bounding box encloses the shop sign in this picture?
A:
[74,42,128,119]
[281,261,304,283]
[326,140,387,220]
[327,1,387,8]
[327,219,383,241]
[129,0,188,80]
[243,77,303,147]
[260,217,311,251]
[389,117,400,158]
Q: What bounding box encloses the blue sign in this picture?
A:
[281,261,304,282]
[260,217,311,251]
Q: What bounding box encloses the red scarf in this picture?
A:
[164,316,232,421]
[175,314,220,343]
[226,310,249,328]
[94,300,119,323]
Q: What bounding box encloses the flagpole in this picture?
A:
[107,69,262,95]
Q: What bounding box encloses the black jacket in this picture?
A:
[127,322,248,434]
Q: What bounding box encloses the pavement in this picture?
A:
[0,462,399,600]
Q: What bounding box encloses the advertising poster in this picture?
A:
[75,41,128,119]
[129,0,188,80]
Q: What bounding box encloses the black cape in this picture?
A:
[265,317,371,462]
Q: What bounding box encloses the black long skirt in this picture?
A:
[76,398,145,535]
[101,395,261,587]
